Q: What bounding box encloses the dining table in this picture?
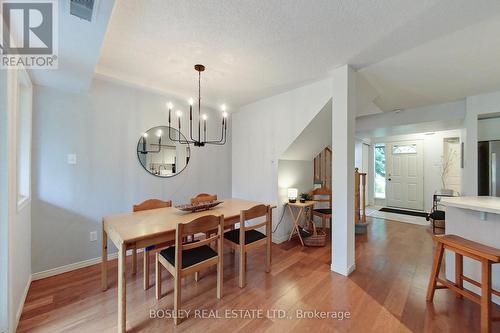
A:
[101,198,276,332]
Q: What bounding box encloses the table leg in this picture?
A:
[288,206,305,246]
[101,223,108,291]
[132,246,137,275]
[287,205,296,241]
[144,249,150,290]
[296,207,305,246]
[118,243,127,333]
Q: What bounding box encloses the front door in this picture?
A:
[385,141,424,210]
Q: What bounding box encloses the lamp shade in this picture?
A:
[287,188,298,200]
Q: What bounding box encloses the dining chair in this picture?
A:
[223,204,271,288]
[133,199,172,290]
[155,214,224,325]
[191,193,218,205]
[189,193,218,241]
[311,188,332,231]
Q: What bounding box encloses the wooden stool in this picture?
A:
[426,234,500,333]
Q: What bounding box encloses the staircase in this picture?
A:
[313,147,332,189]
[313,147,368,233]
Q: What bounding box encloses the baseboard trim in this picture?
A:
[14,275,31,332]
[31,249,141,281]
[272,233,289,244]
[330,262,356,276]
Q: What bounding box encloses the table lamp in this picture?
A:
[288,188,298,203]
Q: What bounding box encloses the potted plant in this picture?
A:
[299,193,311,203]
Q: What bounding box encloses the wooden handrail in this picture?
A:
[355,168,367,224]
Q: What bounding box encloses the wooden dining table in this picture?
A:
[101,198,275,332]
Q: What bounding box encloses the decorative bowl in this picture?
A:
[175,200,223,213]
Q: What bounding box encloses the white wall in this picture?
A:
[464,91,500,195]
[277,160,314,238]
[356,100,465,138]
[31,78,232,273]
[355,139,373,205]
[232,78,332,243]
[0,65,8,333]
[0,68,33,333]
[371,129,462,211]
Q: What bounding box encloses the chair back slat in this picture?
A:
[133,199,172,212]
[180,215,222,236]
[182,234,219,250]
[245,221,268,232]
[241,204,268,223]
[191,193,218,205]
[240,204,270,231]
[310,188,332,207]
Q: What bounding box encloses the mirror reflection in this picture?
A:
[137,126,190,177]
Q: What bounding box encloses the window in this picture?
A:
[392,144,417,154]
[16,71,32,209]
[374,144,386,199]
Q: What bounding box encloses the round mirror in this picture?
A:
[137,126,191,177]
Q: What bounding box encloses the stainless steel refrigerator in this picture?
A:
[478,140,500,196]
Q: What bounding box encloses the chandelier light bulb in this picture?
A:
[156,129,162,137]
[167,102,173,109]
[176,110,183,117]
[188,98,194,106]
[143,133,148,138]
[222,111,228,118]
[202,114,208,120]
[221,104,227,112]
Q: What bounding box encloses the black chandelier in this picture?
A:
[168,64,228,147]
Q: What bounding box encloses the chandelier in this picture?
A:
[168,64,228,147]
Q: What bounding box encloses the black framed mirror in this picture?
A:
[137,126,191,177]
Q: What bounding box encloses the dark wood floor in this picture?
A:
[17,217,499,332]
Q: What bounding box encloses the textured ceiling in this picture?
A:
[95,0,500,110]
[358,16,500,112]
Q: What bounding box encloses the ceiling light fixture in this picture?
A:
[168,64,227,147]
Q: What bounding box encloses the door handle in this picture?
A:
[388,178,392,181]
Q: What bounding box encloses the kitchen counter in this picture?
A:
[441,196,500,214]
[440,196,500,305]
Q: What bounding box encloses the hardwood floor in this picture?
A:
[17,217,499,332]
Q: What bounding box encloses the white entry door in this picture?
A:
[385,141,424,210]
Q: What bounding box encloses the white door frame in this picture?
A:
[385,140,424,211]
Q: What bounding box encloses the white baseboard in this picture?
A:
[31,249,141,281]
[14,275,31,333]
[330,263,356,276]
[272,233,289,244]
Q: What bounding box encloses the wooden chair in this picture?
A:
[156,214,224,325]
[224,204,272,288]
[133,199,172,290]
[311,188,332,231]
[191,193,217,205]
[190,193,218,241]
[427,234,500,333]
